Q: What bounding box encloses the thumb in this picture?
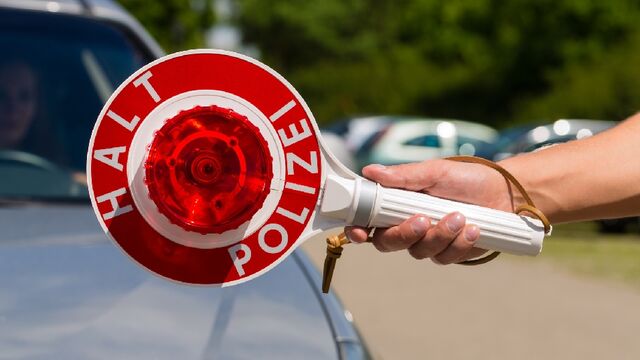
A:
[361,161,446,191]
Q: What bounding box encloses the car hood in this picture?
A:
[0,204,337,359]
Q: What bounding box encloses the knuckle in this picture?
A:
[373,240,391,253]
[436,242,473,265]
[398,175,409,189]
[398,227,418,246]
[344,228,363,243]
[432,255,447,265]
[453,236,474,253]
[426,226,451,246]
[412,240,437,259]
[407,246,426,260]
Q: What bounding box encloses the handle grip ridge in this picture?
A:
[320,176,548,256]
[370,184,545,256]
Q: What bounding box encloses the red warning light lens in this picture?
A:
[145,105,272,234]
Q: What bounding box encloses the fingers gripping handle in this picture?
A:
[320,175,546,256]
[370,184,545,256]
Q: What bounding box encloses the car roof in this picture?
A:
[0,0,164,58]
[0,0,121,12]
[498,119,617,156]
[384,118,499,141]
[524,119,616,141]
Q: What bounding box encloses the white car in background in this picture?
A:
[325,116,394,154]
[321,131,357,171]
[361,119,498,166]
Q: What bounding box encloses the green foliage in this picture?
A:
[117,0,215,52]
[237,0,640,126]
[518,33,640,121]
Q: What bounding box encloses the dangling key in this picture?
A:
[322,232,349,293]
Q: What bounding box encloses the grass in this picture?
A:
[532,221,640,288]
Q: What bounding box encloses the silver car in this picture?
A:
[0,1,370,358]
[361,118,498,166]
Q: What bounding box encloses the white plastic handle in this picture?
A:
[320,175,548,256]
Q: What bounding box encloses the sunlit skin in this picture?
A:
[346,113,640,264]
[0,62,38,148]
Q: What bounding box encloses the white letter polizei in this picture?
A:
[94,146,126,171]
[228,243,252,276]
[133,71,161,103]
[96,187,133,220]
[258,223,288,254]
[284,182,316,195]
[286,151,318,175]
[276,207,310,225]
[278,119,312,147]
[269,100,295,122]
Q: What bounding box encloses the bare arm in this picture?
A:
[501,113,640,223]
[346,113,640,263]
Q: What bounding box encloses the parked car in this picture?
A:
[491,119,615,161]
[474,123,541,161]
[359,118,498,167]
[324,115,395,154]
[0,1,371,358]
[321,130,357,171]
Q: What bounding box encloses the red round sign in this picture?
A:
[87,50,323,285]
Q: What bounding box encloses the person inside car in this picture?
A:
[0,58,69,168]
[0,59,39,149]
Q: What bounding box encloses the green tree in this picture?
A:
[237,0,640,126]
[518,33,640,121]
[118,0,215,52]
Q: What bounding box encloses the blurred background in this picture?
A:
[2,0,640,359]
[121,0,640,126]
[117,1,640,358]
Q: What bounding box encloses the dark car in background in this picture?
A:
[489,119,636,233]
[474,123,542,161]
[0,1,371,358]
[491,119,615,161]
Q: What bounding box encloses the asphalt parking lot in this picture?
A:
[303,238,640,360]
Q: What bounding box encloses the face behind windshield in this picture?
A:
[0,8,153,201]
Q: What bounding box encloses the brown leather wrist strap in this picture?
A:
[445,155,551,265]
[322,233,349,293]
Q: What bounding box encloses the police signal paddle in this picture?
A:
[87,50,549,286]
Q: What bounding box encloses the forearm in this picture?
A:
[499,113,640,223]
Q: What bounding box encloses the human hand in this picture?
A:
[345,159,514,264]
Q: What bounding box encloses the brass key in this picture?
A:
[322,232,349,293]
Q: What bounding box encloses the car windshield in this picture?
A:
[0,8,152,202]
